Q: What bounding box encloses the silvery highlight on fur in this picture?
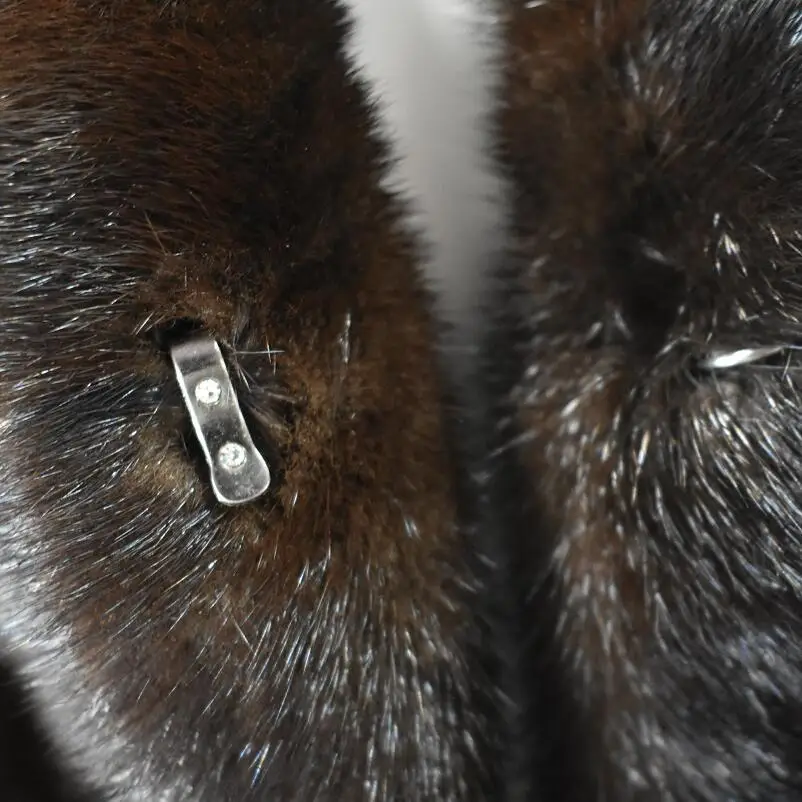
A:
[487,0,802,799]
[0,1,499,800]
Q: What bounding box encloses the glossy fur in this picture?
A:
[490,0,802,799]
[0,1,495,800]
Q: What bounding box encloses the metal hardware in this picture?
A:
[170,335,271,505]
[699,346,786,370]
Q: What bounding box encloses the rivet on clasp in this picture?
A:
[170,335,271,506]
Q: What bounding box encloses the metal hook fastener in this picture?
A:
[699,345,786,370]
[170,335,271,506]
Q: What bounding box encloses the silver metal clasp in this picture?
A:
[170,335,271,506]
[699,346,786,370]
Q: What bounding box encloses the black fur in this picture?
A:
[489,0,802,799]
[0,1,497,800]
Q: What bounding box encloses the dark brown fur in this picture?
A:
[0,2,494,799]
[489,0,802,799]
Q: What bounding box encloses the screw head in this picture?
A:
[194,377,223,406]
[217,441,248,472]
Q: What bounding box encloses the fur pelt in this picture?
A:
[0,2,496,800]
[488,0,802,799]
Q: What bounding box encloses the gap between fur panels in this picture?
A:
[340,0,506,377]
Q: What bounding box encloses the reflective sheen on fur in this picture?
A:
[489,0,802,799]
[0,1,495,800]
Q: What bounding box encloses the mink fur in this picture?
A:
[0,1,496,800]
[488,0,802,799]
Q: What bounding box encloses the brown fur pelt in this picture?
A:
[488,0,802,799]
[0,1,497,800]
